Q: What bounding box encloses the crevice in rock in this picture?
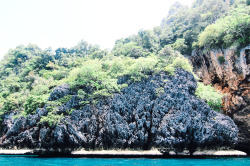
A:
[245,49,250,64]
[143,102,154,150]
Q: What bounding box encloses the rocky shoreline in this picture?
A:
[0,149,247,158]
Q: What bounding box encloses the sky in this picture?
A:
[0,0,194,60]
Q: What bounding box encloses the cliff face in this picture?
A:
[0,70,238,153]
[191,45,250,154]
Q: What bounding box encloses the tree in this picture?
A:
[137,29,158,52]
[224,6,250,39]
[198,2,250,48]
[159,0,229,54]
[113,42,149,58]
[73,40,100,57]
[172,38,188,54]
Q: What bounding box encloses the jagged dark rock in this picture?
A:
[233,105,250,155]
[48,84,71,101]
[36,108,48,117]
[0,69,238,153]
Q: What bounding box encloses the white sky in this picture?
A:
[0,0,193,59]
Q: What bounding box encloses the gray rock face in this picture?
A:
[0,69,238,153]
[48,84,71,101]
[36,108,48,117]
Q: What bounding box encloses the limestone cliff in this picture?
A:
[191,45,250,154]
[0,70,238,154]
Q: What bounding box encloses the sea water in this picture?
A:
[0,156,249,166]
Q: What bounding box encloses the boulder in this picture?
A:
[48,84,71,101]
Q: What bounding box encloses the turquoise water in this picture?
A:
[0,156,249,166]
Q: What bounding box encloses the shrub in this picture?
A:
[155,87,165,97]
[24,95,47,114]
[172,38,188,54]
[172,57,193,73]
[217,56,225,64]
[2,97,19,112]
[195,82,223,112]
[113,42,149,58]
[2,93,26,113]
[90,50,107,59]
[124,56,158,81]
[164,65,175,76]
[164,56,193,75]
[42,69,69,80]
[40,112,63,127]
[158,45,178,66]
[58,95,72,104]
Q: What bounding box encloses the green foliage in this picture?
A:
[124,56,158,81]
[42,68,69,80]
[0,40,103,119]
[39,100,66,127]
[24,95,47,114]
[155,87,165,97]
[164,66,176,76]
[158,45,180,67]
[198,24,222,47]
[12,111,27,120]
[90,50,108,59]
[64,55,159,106]
[160,0,229,54]
[40,112,63,127]
[172,57,193,73]
[2,91,28,113]
[2,97,20,112]
[159,46,193,75]
[198,3,250,48]
[195,82,223,111]
[113,42,149,58]
[1,0,243,127]
[217,56,226,64]
[164,56,193,75]
[172,38,188,54]
[58,95,72,104]
[110,0,235,55]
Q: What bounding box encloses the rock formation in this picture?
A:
[0,69,238,153]
[191,45,250,154]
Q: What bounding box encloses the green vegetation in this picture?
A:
[217,56,226,64]
[40,112,63,127]
[113,0,249,55]
[198,1,250,48]
[195,82,223,112]
[165,56,193,75]
[172,38,188,54]
[24,95,48,114]
[112,42,149,58]
[2,0,245,123]
[0,42,193,121]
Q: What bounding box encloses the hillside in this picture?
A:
[0,0,249,154]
